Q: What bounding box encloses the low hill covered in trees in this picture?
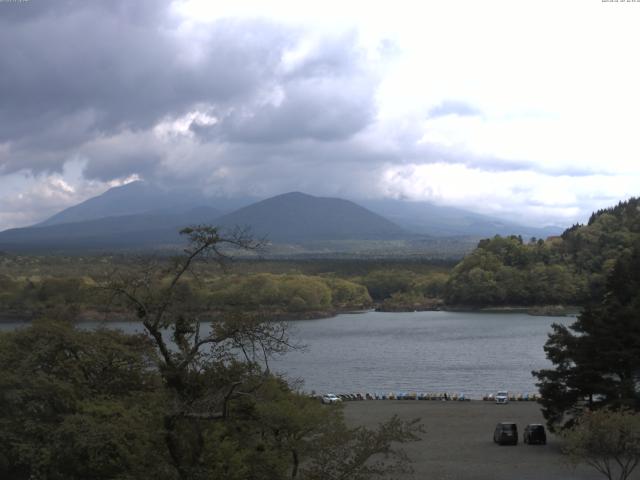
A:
[445,198,640,307]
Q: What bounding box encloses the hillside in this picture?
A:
[359,198,562,238]
[215,192,409,242]
[36,182,562,239]
[0,192,410,253]
[0,207,220,251]
[38,181,255,227]
[445,197,640,307]
[1,184,570,256]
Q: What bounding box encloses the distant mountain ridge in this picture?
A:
[0,182,564,254]
[0,207,221,250]
[37,182,256,227]
[358,198,561,239]
[0,190,409,252]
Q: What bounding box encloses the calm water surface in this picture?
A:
[273,311,571,397]
[0,311,572,398]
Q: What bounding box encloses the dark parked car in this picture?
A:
[523,424,546,445]
[493,422,518,445]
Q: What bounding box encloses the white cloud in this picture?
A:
[0,160,123,230]
[380,162,640,226]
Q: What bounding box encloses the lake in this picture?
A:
[272,311,572,397]
[0,311,572,398]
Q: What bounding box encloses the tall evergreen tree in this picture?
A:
[534,242,640,431]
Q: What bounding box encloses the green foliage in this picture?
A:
[0,320,170,480]
[445,235,586,306]
[0,255,455,317]
[446,198,640,307]
[207,273,371,312]
[378,291,442,312]
[534,243,640,431]
[0,267,377,320]
[0,303,419,479]
[0,275,96,318]
[411,272,449,298]
[563,409,640,480]
[357,269,449,306]
[358,270,416,300]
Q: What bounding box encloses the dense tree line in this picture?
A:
[207,274,371,313]
[0,273,372,319]
[445,198,640,307]
[0,264,452,318]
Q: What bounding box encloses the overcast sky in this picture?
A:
[1,0,639,231]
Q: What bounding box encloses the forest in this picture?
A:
[1,197,639,321]
[0,255,450,321]
[444,198,640,307]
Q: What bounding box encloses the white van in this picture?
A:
[495,391,509,404]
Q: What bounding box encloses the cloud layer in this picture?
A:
[1,0,639,230]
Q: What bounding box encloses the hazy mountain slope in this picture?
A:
[1,186,566,254]
[0,207,220,251]
[36,180,561,240]
[215,192,408,242]
[37,181,255,227]
[359,198,562,238]
[0,192,408,252]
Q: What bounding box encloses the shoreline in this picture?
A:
[0,303,580,324]
[443,304,581,317]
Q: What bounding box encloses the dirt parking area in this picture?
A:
[343,400,613,480]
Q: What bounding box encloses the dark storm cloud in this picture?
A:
[0,0,181,141]
[199,77,375,144]
[82,151,161,182]
[0,0,380,182]
[190,30,377,144]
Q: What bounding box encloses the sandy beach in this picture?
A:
[343,400,613,480]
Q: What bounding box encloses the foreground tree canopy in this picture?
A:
[0,226,421,480]
[534,242,640,431]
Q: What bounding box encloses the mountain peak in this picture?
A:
[216,192,407,242]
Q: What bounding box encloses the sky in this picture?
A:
[1,0,639,231]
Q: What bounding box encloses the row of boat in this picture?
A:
[332,392,469,401]
[328,392,541,401]
[482,393,540,401]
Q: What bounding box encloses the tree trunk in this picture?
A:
[291,448,299,479]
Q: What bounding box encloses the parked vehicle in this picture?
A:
[321,393,341,404]
[495,391,509,404]
[493,422,518,445]
[523,424,546,445]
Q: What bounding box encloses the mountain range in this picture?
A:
[358,198,561,238]
[0,182,562,255]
